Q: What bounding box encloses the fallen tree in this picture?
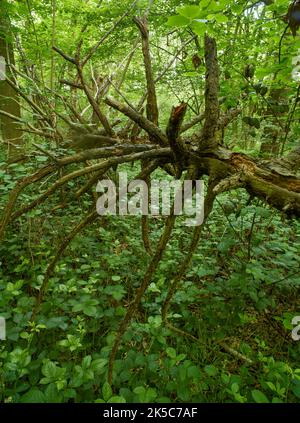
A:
[0,10,299,384]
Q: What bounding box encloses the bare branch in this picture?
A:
[180,112,205,134]
[75,169,110,199]
[218,107,242,130]
[0,164,57,241]
[155,36,196,84]
[32,143,60,164]
[59,144,169,164]
[0,109,24,124]
[105,96,169,146]
[5,76,53,127]
[9,148,172,221]
[116,38,140,91]
[76,64,113,136]
[133,15,159,126]
[52,46,76,64]
[120,35,196,137]
[59,79,83,89]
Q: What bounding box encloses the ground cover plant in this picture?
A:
[0,0,300,403]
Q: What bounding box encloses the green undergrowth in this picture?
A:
[0,159,300,403]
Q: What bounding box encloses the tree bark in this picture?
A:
[0,2,23,159]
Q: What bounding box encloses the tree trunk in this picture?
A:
[0,2,23,160]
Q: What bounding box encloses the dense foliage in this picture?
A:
[0,0,300,403]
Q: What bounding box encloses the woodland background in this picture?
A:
[0,0,300,403]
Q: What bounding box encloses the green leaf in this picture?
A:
[217,238,236,253]
[20,388,46,403]
[292,380,300,398]
[112,275,121,281]
[187,365,201,379]
[82,305,98,316]
[44,383,61,403]
[45,317,68,330]
[69,367,84,388]
[251,389,270,403]
[176,353,186,362]
[102,382,113,402]
[36,156,48,162]
[104,285,122,299]
[91,358,108,374]
[108,396,126,403]
[231,383,239,394]
[272,397,284,403]
[156,396,171,403]
[182,71,199,77]
[266,381,276,391]
[231,3,243,14]
[215,14,228,23]
[166,15,190,27]
[177,5,201,19]
[145,388,157,402]
[204,365,218,377]
[42,361,58,379]
[191,21,207,36]
[82,355,92,368]
[166,347,176,359]
[200,0,212,9]
[133,386,145,395]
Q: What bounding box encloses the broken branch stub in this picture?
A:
[166,103,188,171]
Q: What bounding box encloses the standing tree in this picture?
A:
[0,0,23,160]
